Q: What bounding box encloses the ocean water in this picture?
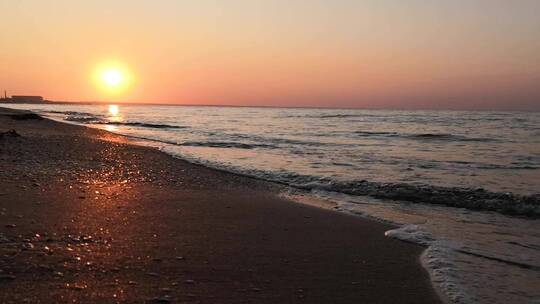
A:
[2,103,539,303]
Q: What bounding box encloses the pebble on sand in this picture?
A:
[21,242,35,250]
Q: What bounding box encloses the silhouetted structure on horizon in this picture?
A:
[0,92,47,104]
[11,95,44,103]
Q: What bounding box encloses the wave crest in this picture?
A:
[354,131,494,142]
[294,180,540,218]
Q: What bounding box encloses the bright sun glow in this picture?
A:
[102,69,123,87]
[93,61,133,96]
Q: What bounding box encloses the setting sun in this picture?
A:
[102,69,123,87]
[93,61,133,96]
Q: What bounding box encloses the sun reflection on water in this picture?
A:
[108,105,119,116]
[104,125,118,132]
[107,105,122,124]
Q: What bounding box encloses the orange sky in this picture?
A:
[1,1,539,110]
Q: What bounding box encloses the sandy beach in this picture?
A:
[0,107,440,303]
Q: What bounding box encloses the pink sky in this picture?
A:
[1,1,539,110]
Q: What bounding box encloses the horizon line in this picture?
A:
[0,98,538,113]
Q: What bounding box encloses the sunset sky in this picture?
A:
[1,0,539,110]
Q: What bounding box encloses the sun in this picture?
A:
[102,69,124,87]
[93,61,133,95]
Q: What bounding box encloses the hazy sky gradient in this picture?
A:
[1,0,539,110]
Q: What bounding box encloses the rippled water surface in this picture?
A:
[2,103,539,303]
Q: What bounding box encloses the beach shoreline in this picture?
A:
[0,107,441,303]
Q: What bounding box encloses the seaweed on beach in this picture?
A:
[7,113,43,121]
[0,129,21,140]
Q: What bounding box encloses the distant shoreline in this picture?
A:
[1,100,538,112]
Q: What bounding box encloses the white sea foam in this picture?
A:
[384,225,472,303]
[384,224,434,245]
[308,190,540,304]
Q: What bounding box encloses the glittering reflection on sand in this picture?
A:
[56,141,151,301]
[72,142,153,186]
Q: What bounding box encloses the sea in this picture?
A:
[2,103,539,304]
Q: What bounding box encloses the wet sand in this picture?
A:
[0,107,441,303]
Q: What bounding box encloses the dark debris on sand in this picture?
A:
[0,129,21,140]
[7,113,43,121]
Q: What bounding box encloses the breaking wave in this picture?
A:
[354,131,495,142]
[59,112,185,129]
[94,121,186,129]
[156,146,540,218]
[292,179,540,218]
[179,141,276,149]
